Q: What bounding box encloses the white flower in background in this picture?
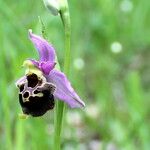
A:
[120,0,133,13]
[73,58,85,70]
[89,140,102,150]
[110,41,122,53]
[66,111,82,126]
[43,0,60,15]
[85,104,99,119]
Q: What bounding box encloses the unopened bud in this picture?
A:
[43,0,60,16]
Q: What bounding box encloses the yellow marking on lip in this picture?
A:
[19,113,29,119]
[23,98,29,102]
[34,93,44,97]
[23,60,43,78]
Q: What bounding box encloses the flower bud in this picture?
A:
[43,0,60,16]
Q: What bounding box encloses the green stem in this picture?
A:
[60,4,71,75]
[54,0,71,150]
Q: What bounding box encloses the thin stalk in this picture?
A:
[54,0,71,150]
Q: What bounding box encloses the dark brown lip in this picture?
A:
[27,73,39,88]
[19,91,55,117]
[18,73,56,117]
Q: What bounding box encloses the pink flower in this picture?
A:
[16,30,85,117]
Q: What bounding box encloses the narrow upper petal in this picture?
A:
[47,70,85,108]
[29,29,55,62]
[29,59,39,67]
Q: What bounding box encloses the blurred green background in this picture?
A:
[0,0,150,150]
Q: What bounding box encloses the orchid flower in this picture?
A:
[16,30,85,117]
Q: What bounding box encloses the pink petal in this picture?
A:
[40,61,56,75]
[29,29,56,63]
[47,69,85,108]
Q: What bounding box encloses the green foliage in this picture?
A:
[0,0,150,149]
